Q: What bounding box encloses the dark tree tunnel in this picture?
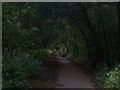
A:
[3,2,120,68]
[2,2,120,89]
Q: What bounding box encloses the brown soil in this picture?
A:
[27,57,101,89]
[55,58,100,89]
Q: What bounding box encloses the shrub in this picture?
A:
[96,64,120,89]
[3,79,29,88]
[2,51,42,88]
[28,49,51,60]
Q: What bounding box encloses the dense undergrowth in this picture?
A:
[2,51,42,88]
[95,64,120,89]
[2,49,54,88]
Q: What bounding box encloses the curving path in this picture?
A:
[55,58,100,89]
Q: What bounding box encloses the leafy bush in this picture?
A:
[96,64,120,89]
[3,79,29,89]
[28,49,51,61]
[2,51,42,88]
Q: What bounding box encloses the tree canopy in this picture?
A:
[2,2,120,88]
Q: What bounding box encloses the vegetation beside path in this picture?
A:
[2,2,120,89]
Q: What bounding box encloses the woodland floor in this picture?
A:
[28,57,101,89]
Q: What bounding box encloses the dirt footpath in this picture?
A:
[55,59,100,89]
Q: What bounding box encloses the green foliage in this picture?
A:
[2,52,42,88]
[28,49,52,60]
[2,2,120,89]
[96,64,120,89]
[3,79,29,89]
